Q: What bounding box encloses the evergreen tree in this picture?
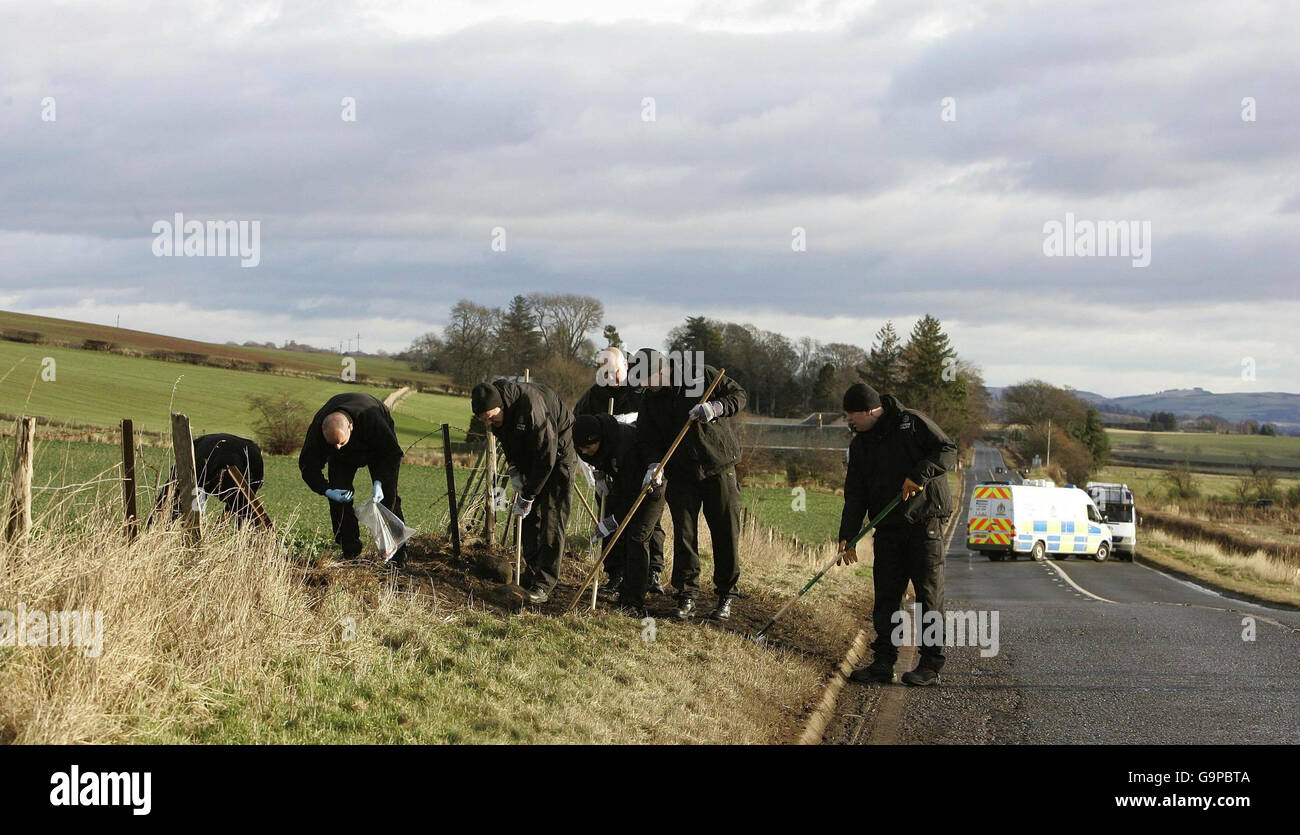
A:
[863,322,904,394]
[602,324,623,350]
[496,294,543,376]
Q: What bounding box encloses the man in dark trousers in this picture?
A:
[299,392,408,566]
[837,383,958,687]
[635,348,747,621]
[154,433,265,527]
[573,345,668,596]
[572,412,666,618]
[472,378,576,603]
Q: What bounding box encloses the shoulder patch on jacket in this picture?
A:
[899,413,913,431]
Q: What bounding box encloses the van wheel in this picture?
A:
[1031,541,1046,561]
[1094,542,1111,562]
[988,552,1003,562]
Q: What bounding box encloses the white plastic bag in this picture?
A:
[355,498,416,562]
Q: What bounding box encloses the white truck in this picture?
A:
[968,483,1114,562]
[1085,482,1136,560]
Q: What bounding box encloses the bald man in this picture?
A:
[299,392,408,565]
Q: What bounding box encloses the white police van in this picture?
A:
[968,483,1114,562]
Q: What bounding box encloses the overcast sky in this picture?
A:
[2,0,1297,397]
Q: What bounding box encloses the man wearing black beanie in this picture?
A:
[472,377,576,603]
[572,412,667,618]
[838,382,958,686]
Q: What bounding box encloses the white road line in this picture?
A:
[1042,559,1121,604]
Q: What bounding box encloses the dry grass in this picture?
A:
[1139,528,1300,608]
[0,478,871,744]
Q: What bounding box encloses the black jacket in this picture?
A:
[637,364,747,481]
[489,379,575,499]
[193,433,264,495]
[576,413,656,518]
[838,394,957,540]
[298,393,403,495]
[574,382,644,418]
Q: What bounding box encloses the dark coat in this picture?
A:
[488,379,575,499]
[577,413,656,518]
[298,393,403,495]
[838,394,958,540]
[574,382,645,418]
[637,364,747,481]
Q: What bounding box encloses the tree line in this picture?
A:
[402,298,990,445]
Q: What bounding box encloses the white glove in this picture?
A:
[506,466,524,493]
[512,494,534,517]
[614,412,638,425]
[371,480,384,503]
[642,465,664,489]
[591,514,618,542]
[689,401,725,423]
[594,470,611,498]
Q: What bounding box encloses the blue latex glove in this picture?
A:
[325,488,354,503]
[512,494,534,517]
[372,480,384,503]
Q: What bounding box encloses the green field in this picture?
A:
[1091,464,1300,504]
[0,309,451,389]
[1106,428,1300,472]
[0,340,471,446]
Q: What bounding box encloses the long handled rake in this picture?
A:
[562,368,729,614]
[748,493,902,644]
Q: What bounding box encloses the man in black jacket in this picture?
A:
[837,383,958,687]
[572,412,666,618]
[472,378,576,603]
[635,348,747,621]
[154,433,265,527]
[299,392,408,565]
[573,346,667,595]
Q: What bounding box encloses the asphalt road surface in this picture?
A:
[831,442,1300,744]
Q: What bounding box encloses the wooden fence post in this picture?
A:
[442,423,462,559]
[121,419,139,543]
[484,431,497,543]
[5,416,35,544]
[170,412,202,546]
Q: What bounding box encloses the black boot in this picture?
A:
[526,586,550,604]
[901,662,941,687]
[675,597,696,619]
[849,657,895,684]
[647,571,665,595]
[708,598,732,621]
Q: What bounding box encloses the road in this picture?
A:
[829,442,1300,744]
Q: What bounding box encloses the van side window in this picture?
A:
[1087,505,1100,522]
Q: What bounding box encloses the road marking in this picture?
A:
[1042,560,1121,604]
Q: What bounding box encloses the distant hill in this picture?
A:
[0,309,451,391]
[986,385,1300,433]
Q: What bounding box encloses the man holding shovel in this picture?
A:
[635,348,747,621]
[572,412,667,619]
[838,383,957,686]
[299,392,408,566]
[472,378,576,604]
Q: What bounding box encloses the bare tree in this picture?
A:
[442,300,501,386]
[528,293,604,363]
